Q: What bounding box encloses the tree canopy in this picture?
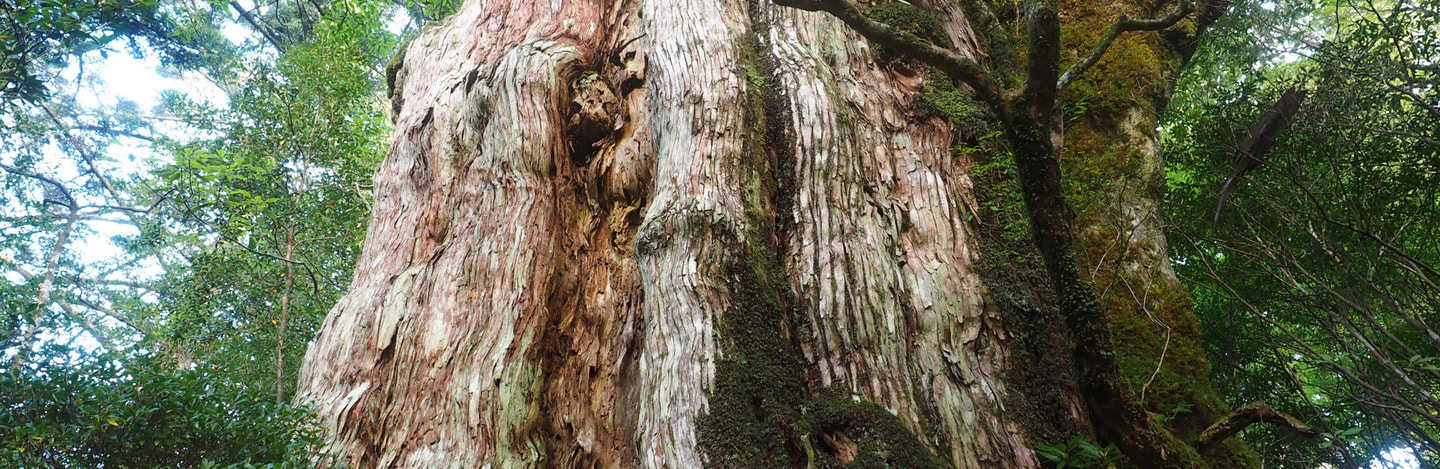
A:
[1166,0,1440,465]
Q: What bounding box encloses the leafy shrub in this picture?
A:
[1035,435,1122,468]
[0,352,331,468]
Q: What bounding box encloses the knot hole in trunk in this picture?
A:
[568,72,620,165]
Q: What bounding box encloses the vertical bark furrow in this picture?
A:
[534,14,654,469]
[766,7,1037,467]
[633,1,754,467]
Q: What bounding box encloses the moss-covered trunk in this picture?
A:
[297,0,1248,467]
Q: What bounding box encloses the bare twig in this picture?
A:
[66,296,147,335]
[56,300,116,353]
[1122,275,1171,402]
[39,101,133,217]
[1181,234,1440,431]
[83,186,176,216]
[74,124,157,142]
[1340,124,1440,148]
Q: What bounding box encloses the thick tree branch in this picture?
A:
[1197,401,1319,449]
[229,0,289,54]
[1024,0,1061,119]
[1056,0,1195,93]
[769,0,1004,110]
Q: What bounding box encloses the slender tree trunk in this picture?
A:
[279,224,295,403]
[298,0,1246,467]
[9,213,75,374]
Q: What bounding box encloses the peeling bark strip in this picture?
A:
[775,0,1246,467]
[766,5,1035,467]
[629,0,780,466]
[300,0,1244,467]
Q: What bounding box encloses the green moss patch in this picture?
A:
[963,141,1086,450]
[695,10,809,464]
[1057,5,1178,120]
[867,2,951,47]
[800,391,949,469]
[916,70,990,136]
[695,238,810,467]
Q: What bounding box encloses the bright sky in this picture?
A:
[21,2,416,341]
[2,17,253,354]
[61,5,411,268]
[66,51,228,271]
[1377,447,1419,469]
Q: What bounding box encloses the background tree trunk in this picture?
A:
[298,0,1242,467]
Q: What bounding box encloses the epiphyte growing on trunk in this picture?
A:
[1213,87,1306,226]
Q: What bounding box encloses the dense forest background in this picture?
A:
[0,0,1435,467]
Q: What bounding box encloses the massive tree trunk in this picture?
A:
[297,0,1247,467]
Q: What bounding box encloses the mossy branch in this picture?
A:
[1023,0,1061,121]
[769,0,1004,111]
[1197,401,1319,450]
[1056,0,1195,94]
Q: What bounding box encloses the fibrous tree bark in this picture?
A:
[298,0,1261,467]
